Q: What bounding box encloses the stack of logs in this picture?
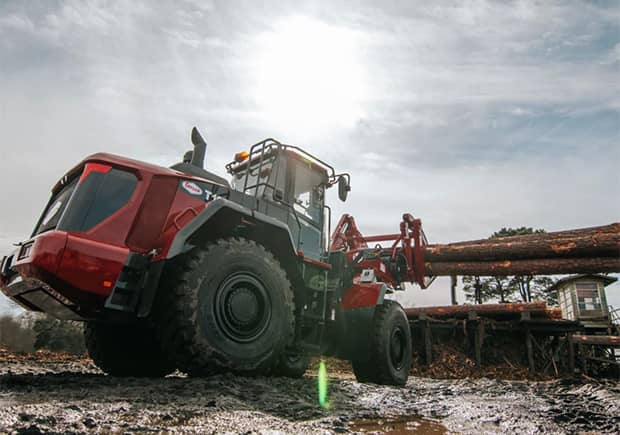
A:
[421,222,620,276]
[405,301,561,320]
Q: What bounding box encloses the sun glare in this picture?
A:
[252,16,367,130]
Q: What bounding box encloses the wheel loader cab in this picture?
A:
[227,143,330,261]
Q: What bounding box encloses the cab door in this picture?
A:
[286,158,326,261]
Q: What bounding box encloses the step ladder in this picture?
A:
[296,264,339,353]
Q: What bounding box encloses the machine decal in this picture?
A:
[181,181,203,196]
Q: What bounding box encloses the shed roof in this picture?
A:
[547,274,618,292]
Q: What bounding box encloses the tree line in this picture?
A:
[0,313,85,354]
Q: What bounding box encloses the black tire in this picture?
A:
[351,300,412,386]
[154,238,295,376]
[84,322,175,377]
[351,359,375,383]
[273,352,311,378]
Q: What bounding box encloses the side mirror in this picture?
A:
[338,176,350,202]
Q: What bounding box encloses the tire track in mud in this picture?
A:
[0,359,618,434]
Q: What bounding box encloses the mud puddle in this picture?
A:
[0,356,618,433]
[350,416,446,434]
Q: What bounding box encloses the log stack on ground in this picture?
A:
[405,302,561,320]
[421,222,620,276]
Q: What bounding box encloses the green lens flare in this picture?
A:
[318,360,329,409]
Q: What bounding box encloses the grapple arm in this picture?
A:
[329,213,434,289]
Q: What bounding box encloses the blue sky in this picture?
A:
[0,0,618,313]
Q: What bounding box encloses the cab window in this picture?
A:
[292,160,325,226]
[230,155,276,197]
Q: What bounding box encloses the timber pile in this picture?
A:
[405,301,561,320]
[422,222,620,276]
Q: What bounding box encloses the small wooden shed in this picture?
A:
[550,274,617,326]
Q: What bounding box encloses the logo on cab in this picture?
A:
[182,181,203,196]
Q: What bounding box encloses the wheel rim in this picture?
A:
[214,272,272,343]
[389,327,406,370]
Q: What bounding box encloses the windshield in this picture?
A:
[33,178,78,236]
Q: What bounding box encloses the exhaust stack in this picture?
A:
[190,127,207,169]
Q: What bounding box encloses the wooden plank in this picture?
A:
[474,320,484,368]
[424,320,432,365]
[571,335,620,346]
[526,330,535,372]
[585,356,620,366]
[568,334,575,375]
[579,344,588,374]
[405,302,548,319]
[541,336,561,376]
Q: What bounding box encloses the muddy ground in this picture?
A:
[0,351,618,434]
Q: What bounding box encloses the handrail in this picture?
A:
[226,138,336,180]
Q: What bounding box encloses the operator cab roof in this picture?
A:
[226,139,334,182]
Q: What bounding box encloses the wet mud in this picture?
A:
[0,355,618,434]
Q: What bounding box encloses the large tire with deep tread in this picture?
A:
[351,300,412,386]
[154,238,295,376]
[272,352,311,378]
[84,322,175,377]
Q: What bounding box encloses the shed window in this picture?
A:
[576,282,602,312]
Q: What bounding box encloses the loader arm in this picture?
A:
[330,216,620,290]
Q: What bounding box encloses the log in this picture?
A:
[426,257,620,277]
[547,308,562,320]
[424,223,620,262]
[405,301,548,319]
[571,335,620,346]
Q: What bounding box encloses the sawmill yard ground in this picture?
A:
[0,349,618,434]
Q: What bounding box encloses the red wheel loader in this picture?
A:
[0,128,454,384]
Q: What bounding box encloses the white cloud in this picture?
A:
[0,13,35,32]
